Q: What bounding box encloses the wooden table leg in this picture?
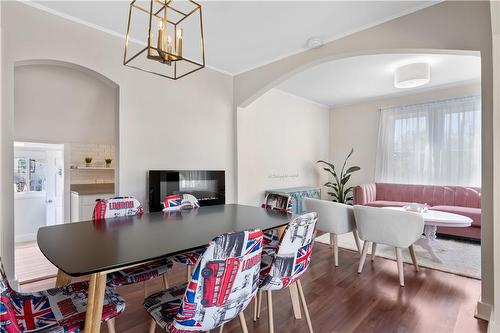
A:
[85,272,107,333]
[289,282,302,319]
[55,269,72,287]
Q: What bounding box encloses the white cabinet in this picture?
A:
[70,191,114,222]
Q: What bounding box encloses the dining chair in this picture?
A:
[303,197,362,266]
[93,196,173,296]
[162,194,206,281]
[0,257,125,333]
[256,212,318,333]
[144,229,264,333]
[261,193,293,250]
[353,205,424,287]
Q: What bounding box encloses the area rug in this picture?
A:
[315,233,481,279]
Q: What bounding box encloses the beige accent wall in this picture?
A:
[1,1,235,283]
[237,89,329,207]
[329,83,481,187]
[234,1,494,317]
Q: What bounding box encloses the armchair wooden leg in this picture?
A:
[257,290,262,319]
[289,282,302,319]
[371,242,377,262]
[219,324,224,333]
[395,247,405,287]
[409,245,419,272]
[106,318,116,333]
[267,290,274,333]
[239,312,249,333]
[186,265,192,281]
[358,241,370,273]
[331,234,339,267]
[297,280,313,333]
[148,318,156,333]
[162,274,170,289]
[353,229,362,254]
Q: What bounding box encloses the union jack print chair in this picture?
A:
[261,193,293,251]
[0,257,125,333]
[144,229,263,333]
[256,212,317,333]
[92,197,173,295]
[162,194,200,212]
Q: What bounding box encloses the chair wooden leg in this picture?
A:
[267,290,274,333]
[358,241,370,273]
[162,274,170,289]
[219,324,224,333]
[148,318,156,333]
[332,234,339,267]
[239,312,249,333]
[289,282,302,319]
[353,229,362,254]
[186,265,192,281]
[297,280,313,333]
[257,289,262,319]
[371,242,377,262]
[409,245,419,272]
[106,318,116,333]
[253,294,258,321]
[395,247,405,287]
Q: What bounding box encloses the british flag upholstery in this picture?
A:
[92,196,144,220]
[162,194,200,212]
[171,248,205,266]
[106,258,173,288]
[0,258,125,333]
[144,229,263,332]
[259,212,317,291]
[261,193,293,251]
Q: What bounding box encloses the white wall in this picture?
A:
[237,89,329,206]
[329,83,481,187]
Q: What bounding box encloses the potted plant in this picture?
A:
[317,148,360,204]
[105,158,112,168]
[84,157,93,167]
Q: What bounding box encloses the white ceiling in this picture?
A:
[30,1,438,75]
[277,53,481,107]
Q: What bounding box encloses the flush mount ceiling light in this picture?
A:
[394,62,430,88]
[123,0,205,80]
[307,37,324,49]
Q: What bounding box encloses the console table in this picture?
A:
[265,186,321,214]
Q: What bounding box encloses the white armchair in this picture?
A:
[353,205,424,286]
[303,197,361,266]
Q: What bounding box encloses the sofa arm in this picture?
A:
[353,183,377,205]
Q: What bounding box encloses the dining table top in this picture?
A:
[37,204,294,277]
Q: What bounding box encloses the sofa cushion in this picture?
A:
[366,201,412,208]
[431,205,481,227]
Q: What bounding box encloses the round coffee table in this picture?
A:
[384,207,472,263]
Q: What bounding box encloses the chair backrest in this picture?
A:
[162,194,200,212]
[262,193,293,213]
[92,196,144,221]
[353,205,424,248]
[0,258,22,333]
[259,212,317,291]
[303,197,355,235]
[162,229,263,331]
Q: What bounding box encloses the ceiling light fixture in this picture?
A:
[307,37,323,49]
[394,62,430,88]
[123,0,205,80]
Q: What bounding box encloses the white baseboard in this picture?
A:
[15,233,36,243]
[476,300,492,321]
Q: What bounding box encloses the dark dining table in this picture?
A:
[37,204,294,333]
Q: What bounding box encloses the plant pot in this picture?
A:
[105,163,111,168]
[86,163,91,167]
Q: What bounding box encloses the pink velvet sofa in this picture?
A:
[353,183,481,241]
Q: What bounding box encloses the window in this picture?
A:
[14,157,46,193]
[375,95,481,187]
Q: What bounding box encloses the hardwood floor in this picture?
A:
[15,241,57,284]
[20,242,486,333]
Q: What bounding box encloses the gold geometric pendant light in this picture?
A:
[123,0,205,80]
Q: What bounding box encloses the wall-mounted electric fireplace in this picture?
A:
[148,170,225,212]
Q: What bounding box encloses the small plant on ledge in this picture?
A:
[84,157,93,167]
[317,148,360,204]
[105,158,112,168]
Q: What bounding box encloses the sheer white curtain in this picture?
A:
[375,95,481,187]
